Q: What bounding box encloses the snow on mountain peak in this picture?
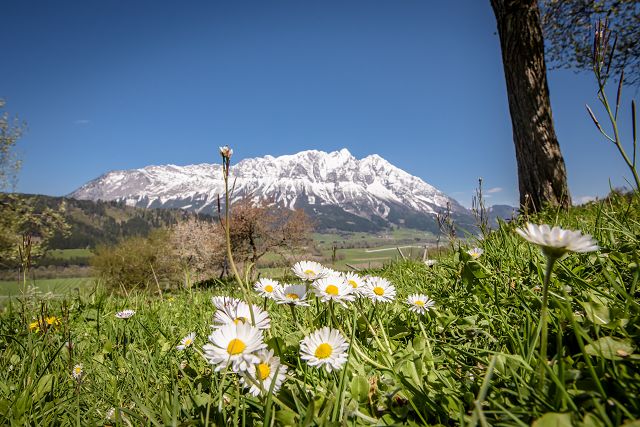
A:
[70,148,468,231]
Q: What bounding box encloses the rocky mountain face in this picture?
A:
[70,149,477,232]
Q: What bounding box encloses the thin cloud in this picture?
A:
[577,195,596,204]
[74,119,91,125]
[486,187,503,194]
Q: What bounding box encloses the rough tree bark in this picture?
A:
[490,0,571,211]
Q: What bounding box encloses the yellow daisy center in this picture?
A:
[286,293,300,300]
[74,367,82,375]
[265,285,273,292]
[348,280,358,288]
[325,285,339,296]
[233,317,248,324]
[315,343,333,359]
[227,338,246,355]
[257,363,271,380]
[415,300,425,306]
[304,269,316,276]
[373,287,384,296]
[184,338,193,346]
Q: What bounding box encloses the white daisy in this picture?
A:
[274,284,310,306]
[211,296,242,311]
[424,259,437,267]
[322,268,341,276]
[344,272,366,295]
[362,277,396,303]
[292,261,327,281]
[72,363,84,380]
[516,223,599,259]
[467,247,484,259]
[406,294,436,315]
[241,349,288,396]
[213,300,271,330]
[300,327,349,372]
[115,309,135,319]
[312,274,355,306]
[203,322,266,372]
[177,332,196,351]
[253,278,282,299]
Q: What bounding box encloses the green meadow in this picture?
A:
[0,277,96,303]
[1,192,639,425]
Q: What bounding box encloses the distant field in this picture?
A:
[46,248,93,259]
[0,277,96,301]
[313,228,436,250]
[320,245,431,269]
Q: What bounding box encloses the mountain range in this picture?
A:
[70,149,507,233]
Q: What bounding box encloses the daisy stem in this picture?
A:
[123,325,127,357]
[289,304,299,329]
[268,394,295,413]
[417,318,434,369]
[329,301,335,328]
[351,341,390,370]
[222,161,255,325]
[217,365,231,411]
[334,313,358,421]
[537,255,557,390]
[233,380,240,427]
[369,303,377,324]
[76,382,80,427]
[376,317,392,353]
[355,305,393,358]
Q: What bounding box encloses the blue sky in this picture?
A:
[0,1,635,207]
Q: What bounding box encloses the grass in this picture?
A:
[0,192,639,425]
[0,277,97,307]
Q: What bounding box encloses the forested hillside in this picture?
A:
[0,193,209,250]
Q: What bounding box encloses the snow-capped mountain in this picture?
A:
[70,149,474,232]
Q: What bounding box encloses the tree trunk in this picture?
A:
[490,0,571,211]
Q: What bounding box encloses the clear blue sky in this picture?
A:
[1,1,635,207]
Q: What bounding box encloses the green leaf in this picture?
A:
[412,336,426,353]
[192,392,210,407]
[350,375,369,403]
[581,300,610,325]
[584,336,635,360]
[33,374,54,401]
[582,413,605,427]
[0,399,11,416]
[102,339,113,353]
[532,412,572,427]
[301,397,316,427]
[275,409,297,426]
[266,337,286,357]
